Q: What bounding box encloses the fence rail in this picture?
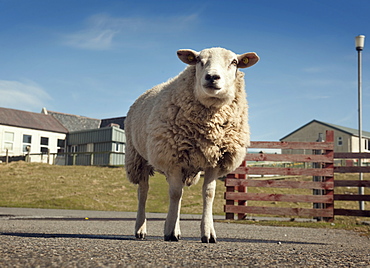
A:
[224,130,370,221]
[1,149,125,166]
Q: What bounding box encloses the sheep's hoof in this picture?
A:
[201,235,217,243]
[135,233,146,240]
[164,232,180,242]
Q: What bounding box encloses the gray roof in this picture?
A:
[100,116,126,129]
[0,107,68,133]
[280,119,370,140]
[44,109,101,132]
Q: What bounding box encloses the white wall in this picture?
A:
[0,125,66,164]
[351,136,370,153]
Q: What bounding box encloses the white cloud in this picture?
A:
[62,13,198,50]
[62,14,126,50]
[0,80,51,111]
[65,28,118,50]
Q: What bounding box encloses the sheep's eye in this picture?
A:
[197,58,204,66]
[231,59,238,66]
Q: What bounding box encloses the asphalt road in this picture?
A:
[1,207,369,267]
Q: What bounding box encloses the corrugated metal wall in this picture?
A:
[68,127,123,145]
[66,127,125,166]
[112,129,126,143]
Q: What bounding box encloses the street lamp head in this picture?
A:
[356,35,365,51]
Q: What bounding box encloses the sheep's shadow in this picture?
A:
[1,232,135,241]
[3,216,327,245]
[0,232,326,245]
[7,217,196,221]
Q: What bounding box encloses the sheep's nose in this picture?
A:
[205,74,221,82]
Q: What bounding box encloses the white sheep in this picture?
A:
[125,47,259,243]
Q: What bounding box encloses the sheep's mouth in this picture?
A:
[204,85,221,90]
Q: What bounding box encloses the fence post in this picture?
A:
[225,173,236,220]
[26,148,30,162]
[313,134,324,221]
[237,160,247,220]
[53,153,56,165]
[47,149,51,164]
[324,130,335,222]
[5,149,9,164]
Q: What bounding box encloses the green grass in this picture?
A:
[0,161,369,235]
[0,161,225,214]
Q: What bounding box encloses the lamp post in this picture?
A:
[355,35,365,210]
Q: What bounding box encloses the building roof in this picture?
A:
[280,119,370,140]
[43,109,101,132]
[100,116,126,129]
[0,107,68,133]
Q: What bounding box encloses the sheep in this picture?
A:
[125,47,259,243]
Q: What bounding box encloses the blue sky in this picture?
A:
[1,0,369,141]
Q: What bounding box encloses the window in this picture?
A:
[23,134,32,153]
[87,143,94,152]
[4,132,14,151]
[40,137,49,154]
[23,134,32,143]
[40,137,49,146]
[114,142,120,152]
[57,139,65,148]
[337,137,343,146]
[365,139,370,151]
[70,145,78,153]
[57,139,65,153]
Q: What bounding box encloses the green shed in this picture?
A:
[67,126,125,166]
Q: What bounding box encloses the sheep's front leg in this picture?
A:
[164,177,183,241]
[135,179,149,239]
[201,169,217,243]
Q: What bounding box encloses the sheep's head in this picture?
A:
[177,47,259,108]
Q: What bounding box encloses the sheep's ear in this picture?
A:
[177,49,199,65]
[237,52,259,68]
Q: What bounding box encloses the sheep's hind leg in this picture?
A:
[164,176,183,241]
[201,169,217,243]
[135,178,149,239]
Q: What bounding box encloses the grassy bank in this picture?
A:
[0,161,225,214]
[0,161,369,235]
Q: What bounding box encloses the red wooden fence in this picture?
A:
[333,152,370,217]
[224,130,370,221]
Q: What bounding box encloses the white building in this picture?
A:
[0,107,68,164]
[0,107,127,166]
[280,120,370,164]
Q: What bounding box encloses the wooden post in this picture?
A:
[313,134,324,221]
[324,130,335,222]
[237,160,247,220]
[47,149,51,164]
[5,149,9,164]
[26,151,30,163]
[225,173,236,220]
